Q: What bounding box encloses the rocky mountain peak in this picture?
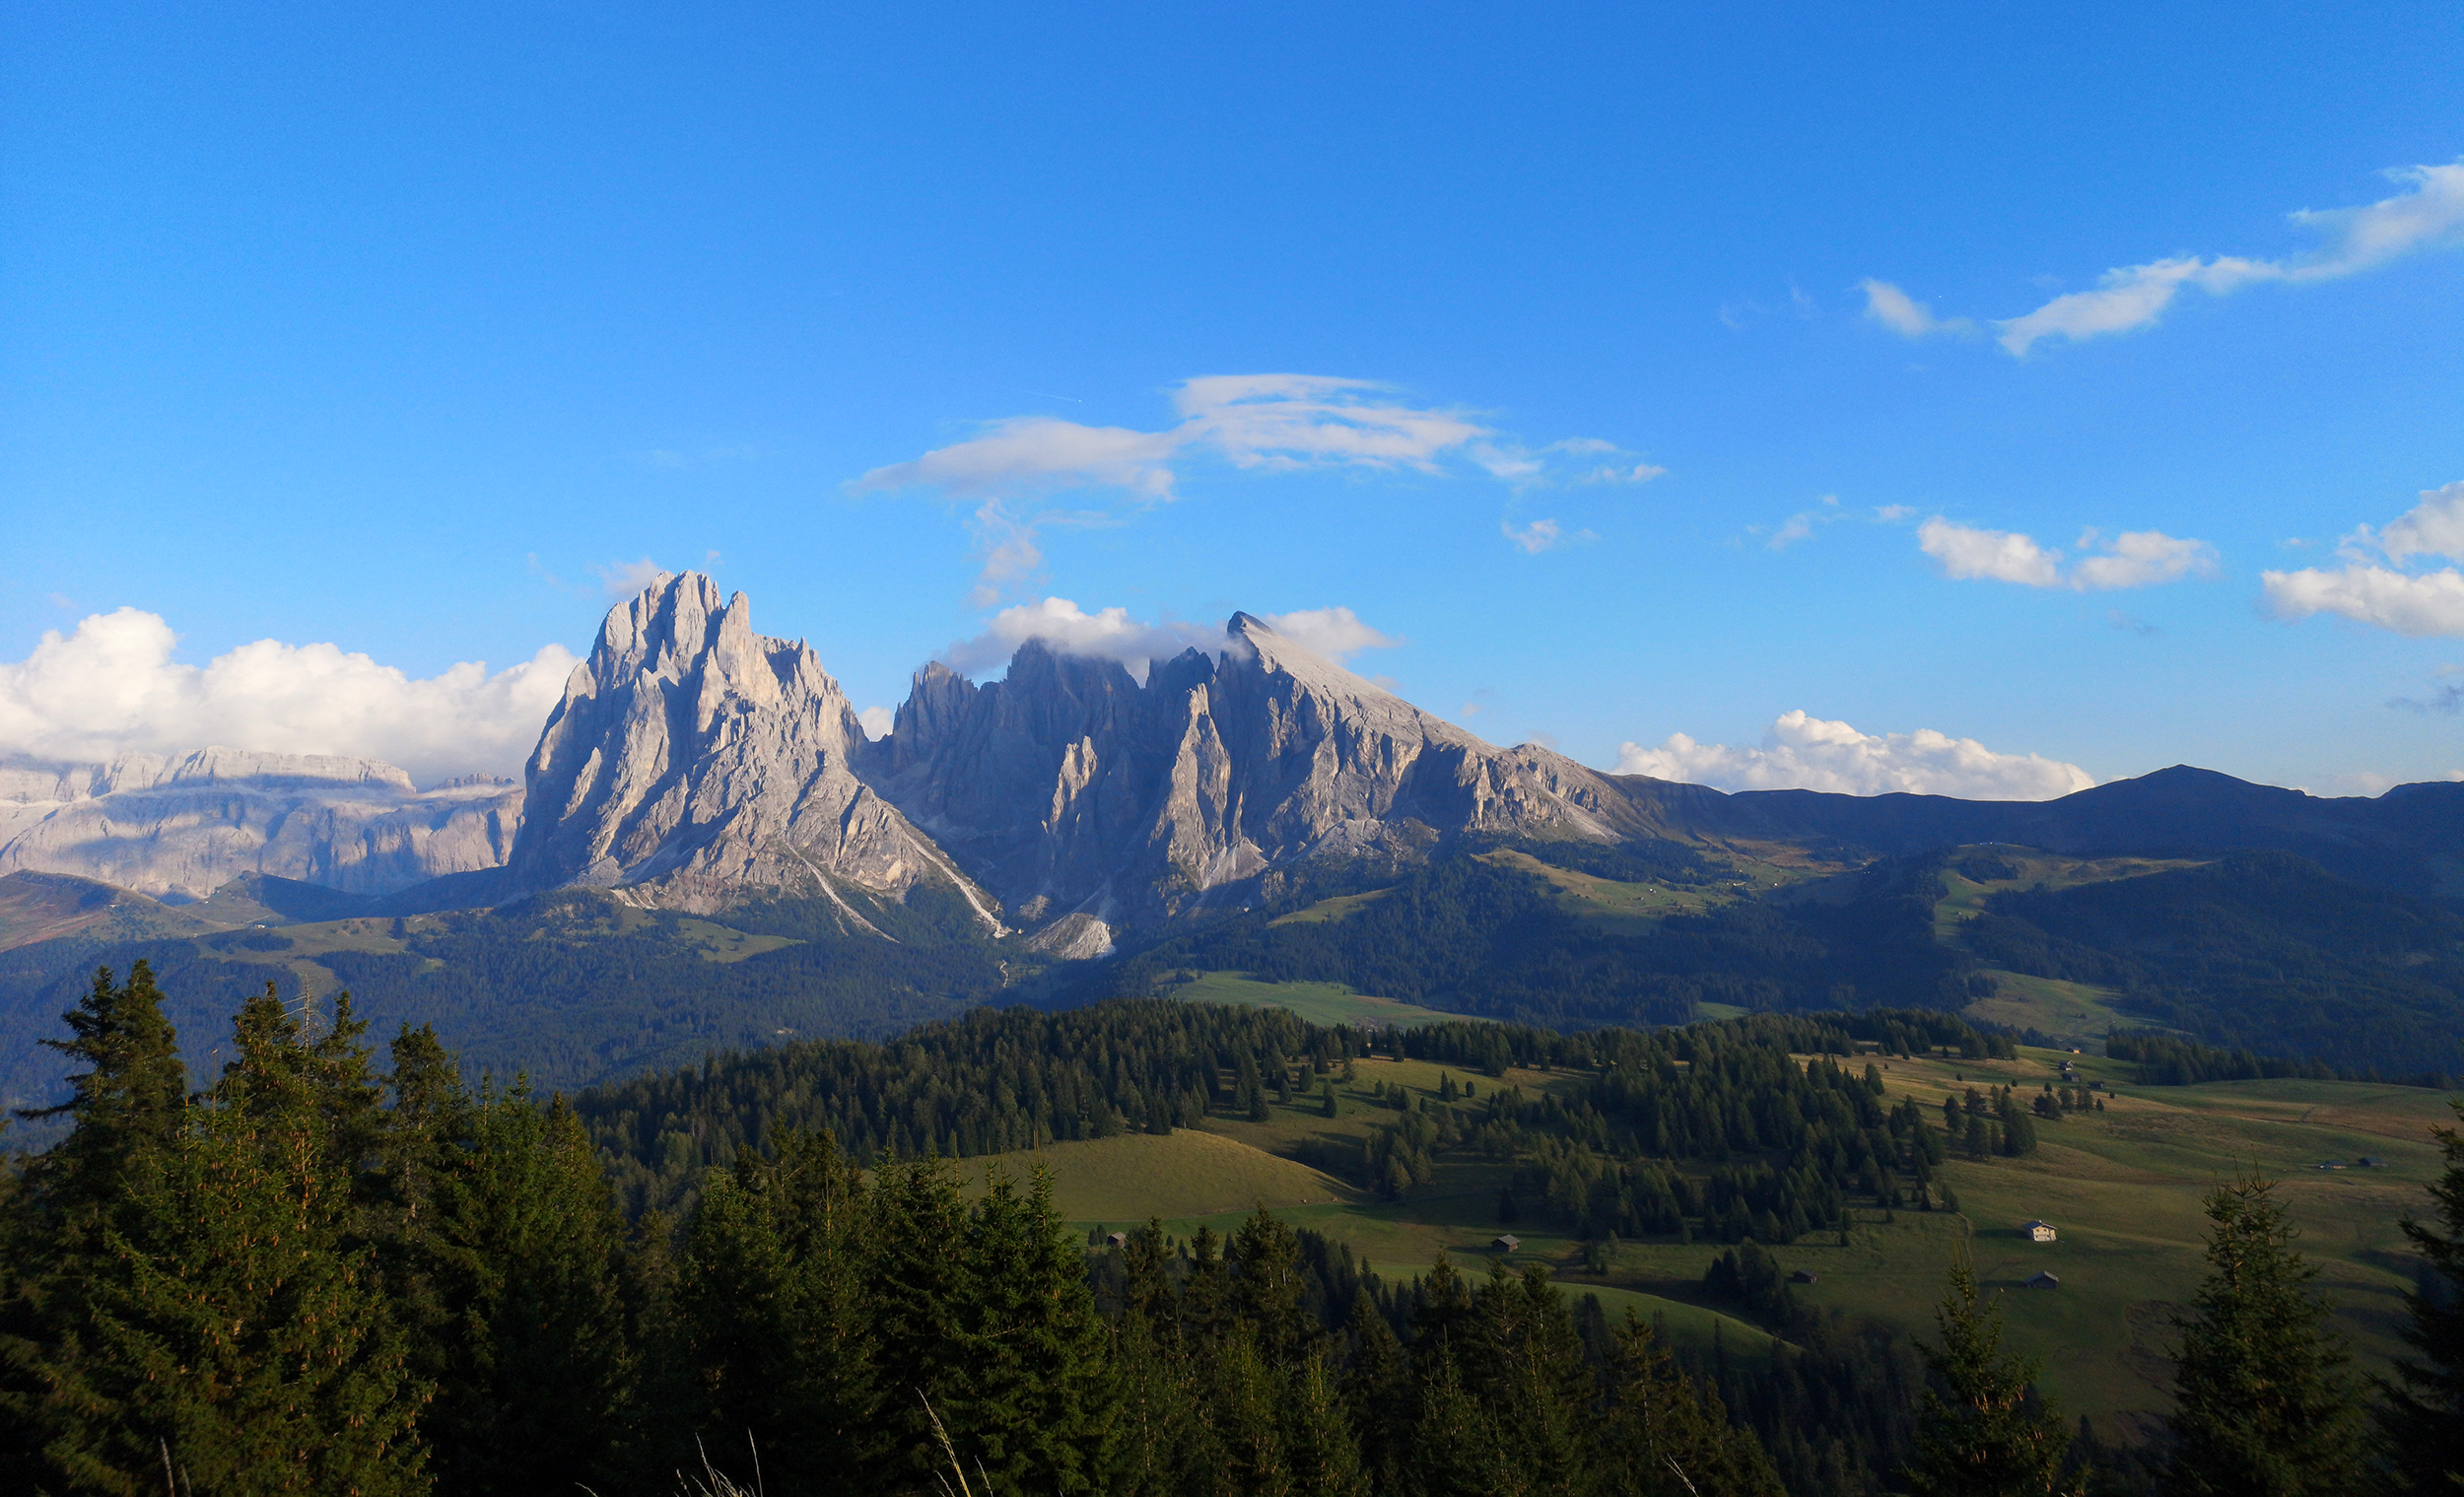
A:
[856,607,1652,942]
[504,572,997,926]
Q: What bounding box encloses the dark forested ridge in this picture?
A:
[576,998,2022,1237]
[0,888,1005,1127]
[1964,851,2464,1079]
[1077,848,1981,1027]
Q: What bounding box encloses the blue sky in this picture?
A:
[4,2,2461,794]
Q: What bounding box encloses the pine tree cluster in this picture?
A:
[2,969,2458,1496]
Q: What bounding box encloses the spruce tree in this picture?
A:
[0,964,190,1474]
[1231,1207,1317,1367]
[18,964,188,1224]
[1599,1309,1784,1496]
[1902,1244,2071,1497]
[2166,1175,2363,1497]
[2380,1098,2464,1493]
[1279,1347,1370,1496]
[863,1155,973,1485]
[676,1128,878,1490]
[1462,1260,1594,1493]
[1339,1288,1410,1481]
[48,985,429,1495]
[1402,1350,1514,1497]
[951,1166,1116,1493]
[422,1088,637,1496]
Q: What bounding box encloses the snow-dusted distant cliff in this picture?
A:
[0,748,521,900]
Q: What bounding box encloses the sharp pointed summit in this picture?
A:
[501,572,999,928]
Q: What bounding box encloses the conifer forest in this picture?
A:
[0,966,2458,1496]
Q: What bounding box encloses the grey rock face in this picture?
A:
[0,749,521,900]
[864,611,1653,932]
[502,572,999,926]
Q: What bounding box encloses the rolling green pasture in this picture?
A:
[1166,972,1469,1029]
[961,1128,1358,1219]
[1473,850,1728,928]
[965,1035,2459,1436]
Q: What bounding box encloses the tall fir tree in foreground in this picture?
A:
[39,984,429,1495]
[2379,1098,2464,1494]
[0,965,191,1484]
[1901,1242,2073,1497]
[2165,1175,2362,1497]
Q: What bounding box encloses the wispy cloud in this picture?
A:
[1918,517,2218,590]
[592,557,667,599]
[2265,481,2464,637]
[1994,162,2464,355]
[1860,162,2464,357]
[1502,518,1597,553]
[1615,710,2093,799]
[1859,279,1974,339]
[2387,666,2464,714]
[853,374,1649,596]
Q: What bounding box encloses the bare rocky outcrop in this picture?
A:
[863,611,1656,935]
[501,572,998,926]
[0,749,521,901]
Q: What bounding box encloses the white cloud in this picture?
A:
[1875,504,1916,521]
[2265,480,2464,637]
[2067,529,2221,590]
[940,597,1214,678]
[2350,479,2464,565]
[0,608,577,783]
[593,557,666,599]
[1259,607,1402,661]
[854,375,1652,595]
[1614,710,2094,800]
[1765,513,1818,550]
[1917,517,2063,586]
[1858,279,1974,339]
[1919,517,2218,590]
[939,596,1403,679]
[854,376,1479,506]
[1504,518,1564,553]
[2263,565,2464,638]
[1995,161,2464,354]
[856,706,895,739]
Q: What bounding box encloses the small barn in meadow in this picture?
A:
[1491,1234,1521,1252]
[2025,1271,2060,1289]
[2021,1220,2057,1243]
[1789,1269,1817,1285]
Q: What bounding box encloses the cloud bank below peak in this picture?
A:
[0,608,578,784]
[1616,711,2095,800]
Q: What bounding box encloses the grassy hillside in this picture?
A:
[961,1127,1358,1218]
[1162,971,1468,1028]
[950,1036,2456,1438]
